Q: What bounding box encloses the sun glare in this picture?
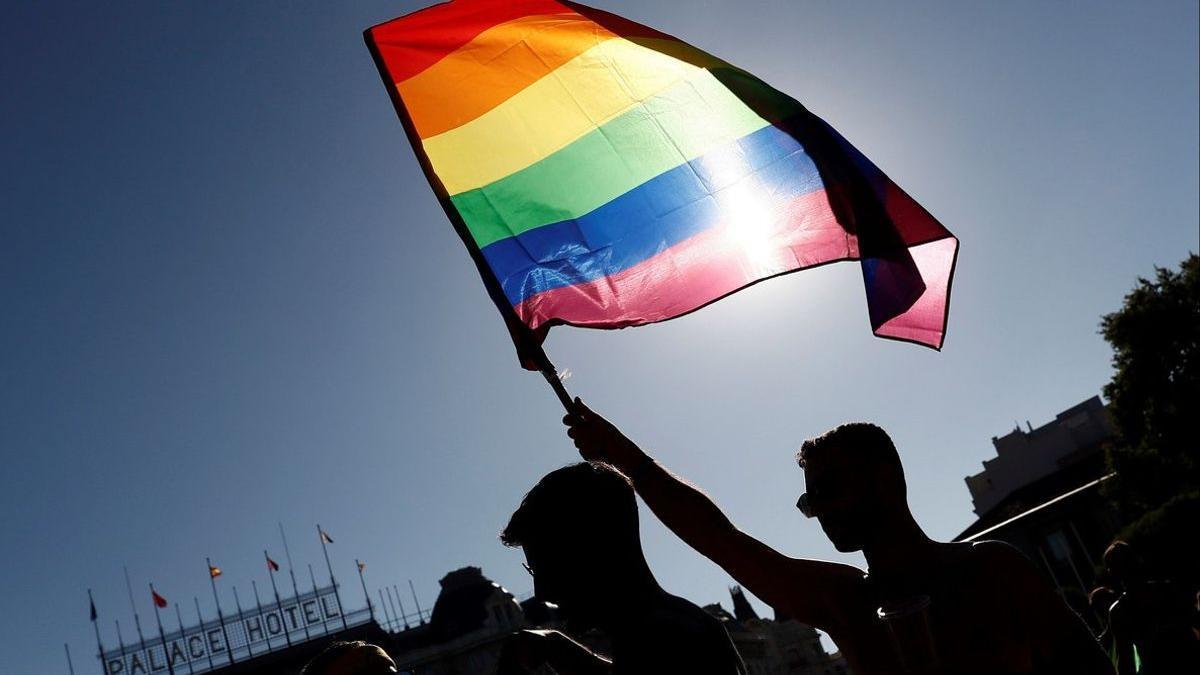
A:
[712,160,782,278]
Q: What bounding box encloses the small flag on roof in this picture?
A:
[151,589,168,609]
[365,0,958,368]
[208,564,222,579]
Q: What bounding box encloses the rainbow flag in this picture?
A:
[365,0,958,367]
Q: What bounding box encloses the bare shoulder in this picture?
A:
[961,540,1064,615]
[963,540,1039,576]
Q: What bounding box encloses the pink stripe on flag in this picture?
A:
[516,189,848,330]
[515,187,956,349]
[869,237,957,348]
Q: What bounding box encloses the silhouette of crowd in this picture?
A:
[303,399,1200,674]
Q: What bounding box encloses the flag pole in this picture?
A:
[408,579,425,625]
[378,589,393,631]
[173,603,195,675]
[193,598,214,671]
[65,642,76,675]
[279,522,311,641]
[533,346,573,412]
[365,31,577,415]
[386,586,402,629]
[149,584,176,675]
[250,581,269,653]
[317,525,349,630]
[392,585,410,629]
[114,619,125,668]
[265,551,293,647]
[123,566,148,657]
[88,589,105,675]
[205,559,234,665]
[355,560,373,621]
[232,585,252,658]
[307,564,326,633]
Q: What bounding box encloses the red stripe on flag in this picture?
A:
[366,0,573,83]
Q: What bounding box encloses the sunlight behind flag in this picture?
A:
[365,0,958,366]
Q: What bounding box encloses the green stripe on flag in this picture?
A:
[452,68,802,248]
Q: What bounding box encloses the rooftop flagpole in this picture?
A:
[279,522,311,641]
[307,565,326,633]
[408,580,425,625]
[392,585,410,629]
[173,603,195,675]
[317,525,349,630]
[265,551,292,647]
[113,619,125,668]
[87,589,105,675]
[65,642,75,675]
[148,584,175,675]
[356,560,373,621]
[205,559,234,665]
[232,585,252,658]
[250,581,268,653]
[386,586,403,630]
[123,567,148,658]
[192,598,214,671]
[378,589,393,631]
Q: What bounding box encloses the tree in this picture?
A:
[1100,253,1199,517]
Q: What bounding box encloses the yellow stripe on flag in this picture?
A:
[422,37,726,196]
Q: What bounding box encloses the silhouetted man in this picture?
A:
[498,462,746,675]
[301,641,398,675]
[565,401,1112,674]
[1105,541,1200,674]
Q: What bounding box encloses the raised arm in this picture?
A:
[564,399,860,629]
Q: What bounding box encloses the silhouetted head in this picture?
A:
[501,462,646,628]
[1103,540,1141,585]
[301,641,396,675]
[796,423,906,553]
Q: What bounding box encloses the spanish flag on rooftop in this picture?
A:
[365,0,958,365]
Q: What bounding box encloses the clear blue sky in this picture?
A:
[2,1,1196,672]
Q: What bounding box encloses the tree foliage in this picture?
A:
[1100,253,1199,516]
